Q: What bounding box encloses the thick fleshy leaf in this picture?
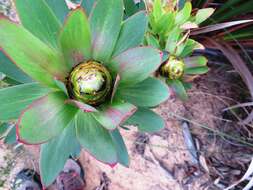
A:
[195,8,215,24]
[15,0,61,48]
[0,123,9,138]
[116,77,169,107]
[81,0,96,16]
[0,83,51,121]
[4,125,17,145]
[17,92,78,144]
[40,121,81,187]
[109,47,161,86]
[0,19,68,88]
[90,0,123,62]
[110,129,129,167]
[65,99,98,113]
[59,8,92,67]
[0,52,33,83]
[175,2,192,25]
[165,27,182,54]
[167,79,188,101]
[184,66,209,75]
[45,0,69,23]
[179,39,198,57]
[184,56,208,68]
[76,112,118,165]
[93,101,136,130]
[126,107,165,132]
[113,11,148,56]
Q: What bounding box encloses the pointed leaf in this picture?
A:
[15,0,61,48]
[93,101,136,130]
[65,99,98,113]
[0,19,69,88]
[123,0,138,17]
[113,11,148,56]
[165,27,182,54]
[45,0,69,23]
[184,56,208,68]
[179,39,198,57]
[110,47,161,86]
[110,129,129,167]
[40,121,81,187]
[76,112,118,165]
[59,8,92,67]
[0,51,33,83]
[81,0,96,16]
[126,107,165,132]
[4,125,17,145]
[90,0,123,62]
[117,77,169,107]
[185,66,209,75]
[17,92,78,144]
[0,83,51,121]
[175,2,192,25]
[195,8,215,24]
[167,79,188,101]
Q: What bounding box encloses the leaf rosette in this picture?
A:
[0,0,170,186]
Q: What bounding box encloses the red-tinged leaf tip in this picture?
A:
[109,163,118,168]
[160,51,163,60]
[65,99,98,113]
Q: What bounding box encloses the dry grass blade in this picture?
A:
[191,20,253,35]
[225,158,253,190]
[204,38,253,125]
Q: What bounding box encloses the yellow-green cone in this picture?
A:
[69,61,112,105]
[160,56,185,80]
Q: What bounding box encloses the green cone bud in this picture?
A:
[69,61,112,105]
[160,56,185,80]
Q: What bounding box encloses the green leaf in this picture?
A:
[17,92,78,144]
[154,12,174,35]
[0,52,33,84]
[179,39,197,57]
[175,2,192,25]
[165,27,182,54]
[0,83,51,121]
[195,8,215,24]
[117,77,169,107]
[153,0,163,21]
[167,79,188,101]
[145,34,160,49]
[123,0,138,17]
[59,8,92,67]
[113,11,148,56]
[184,66,209,75]
[93,101,136,130]
[81,0,96,16]
[0,123,9,137]
[110,47,161,86]
[126,107,165,132]
[4,125,17,145]
[0,19,69,88]
[110,129,129,167]
[90,0,123,62]
[15,0,61,48]
[76,111,118,165]
[45,0,69,23]
[40,121,81,187]
[184,56,208,68]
